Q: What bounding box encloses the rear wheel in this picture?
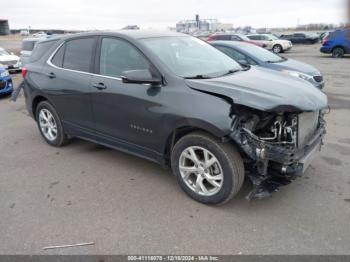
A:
[272,44,282,53]
[332,47,344,58]
[171,132,245,205]
[35,101,68,147]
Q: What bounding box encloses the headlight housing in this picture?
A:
[282,70,313,82]
[0,70,9,78]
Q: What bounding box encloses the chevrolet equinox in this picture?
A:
[20,31,328,204]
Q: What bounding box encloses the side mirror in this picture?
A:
[121,69,161,85]
[238,59,250,66]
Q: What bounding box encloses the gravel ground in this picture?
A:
[0,42,349,255]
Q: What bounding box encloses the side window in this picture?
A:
[99,38,150,78]
[216,46,247,62]
[30,40,58,63]
[62,38,95,72]
[51,44,65,67]
[230,35,240,41]
[248,35,257,40]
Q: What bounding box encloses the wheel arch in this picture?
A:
[332,45,345,52]
[162,120,232,166]
[32,95,52,120]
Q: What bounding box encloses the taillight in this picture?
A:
[322,37,328,45]
[21,67,27,78]
[207,35,214,41]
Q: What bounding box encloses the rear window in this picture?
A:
[29,40,58,63]
[21,41,37,51]
[62,37,95,72]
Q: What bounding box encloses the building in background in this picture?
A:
[176,15,233,34]
[0,19,10,35]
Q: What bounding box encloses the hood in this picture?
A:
[0,55,20,62]
[185,67,328,112]
[267,58,320,76]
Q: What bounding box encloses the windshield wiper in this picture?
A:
[218,69,241,77]
[184,75,212,79]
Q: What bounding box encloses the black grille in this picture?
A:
[0,81,6,89]
[313,75,323,83]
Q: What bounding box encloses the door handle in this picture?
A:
[93,82,107,90]
[46,72,56,79]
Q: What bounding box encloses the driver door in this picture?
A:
[90,37,163,156]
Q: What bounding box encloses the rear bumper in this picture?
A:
[320,46,332,54]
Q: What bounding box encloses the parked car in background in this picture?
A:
[20,31,327,204]
[280,33,319,44]
[320,29,350,58]
[0,67,13,96]
[207,33,266,48]
[20,37,47,66]
[247,34,292,53]
[0,48,22,73]
[211,41,324,89]
[20,30,29,36]
[32,31,47,38]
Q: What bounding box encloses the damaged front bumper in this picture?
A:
[230,121,326,199]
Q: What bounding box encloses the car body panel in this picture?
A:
[185,67,327,112]
[0,68,13,95]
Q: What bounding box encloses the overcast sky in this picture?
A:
[2,0,347,30]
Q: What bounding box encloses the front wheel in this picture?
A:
[171,132,245,205]
[272,44,283,53]
[35,101,69,147]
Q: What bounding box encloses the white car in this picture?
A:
[32,31,47,38]
[247,34,292,53]
[0,48,22,73]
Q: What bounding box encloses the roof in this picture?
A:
[209,40,249,48]
[47,30,187,42]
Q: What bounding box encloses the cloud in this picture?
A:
[2,0,347,29]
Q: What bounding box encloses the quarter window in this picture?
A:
[62,38,95,72]
[99,38,150,78]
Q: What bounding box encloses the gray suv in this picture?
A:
[20,31,328,204]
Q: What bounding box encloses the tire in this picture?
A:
[272,44,282,53]
[35,101,68,147]
[171,131,245,205]
[332,47,344,58]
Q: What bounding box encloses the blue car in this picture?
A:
[211,41,324,89]
[320,29,350,58]
[0,67,13,95]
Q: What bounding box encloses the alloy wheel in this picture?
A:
[39,109,58,141]
[179,146,224,196]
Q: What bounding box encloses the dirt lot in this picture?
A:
[0,40,350,255]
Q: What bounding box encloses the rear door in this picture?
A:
[44,37,97,133]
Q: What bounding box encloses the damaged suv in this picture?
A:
[21,31,328,204]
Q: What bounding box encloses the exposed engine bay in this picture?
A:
[230,105,326,200]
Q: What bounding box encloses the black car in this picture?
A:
[211,41,324,89]
[21,31,328,204]
[280,33,319,44]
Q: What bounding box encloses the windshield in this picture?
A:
[0,49,10,56]
[141,36,241,78]
[240,43,284,63]
[238,35,250,41]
